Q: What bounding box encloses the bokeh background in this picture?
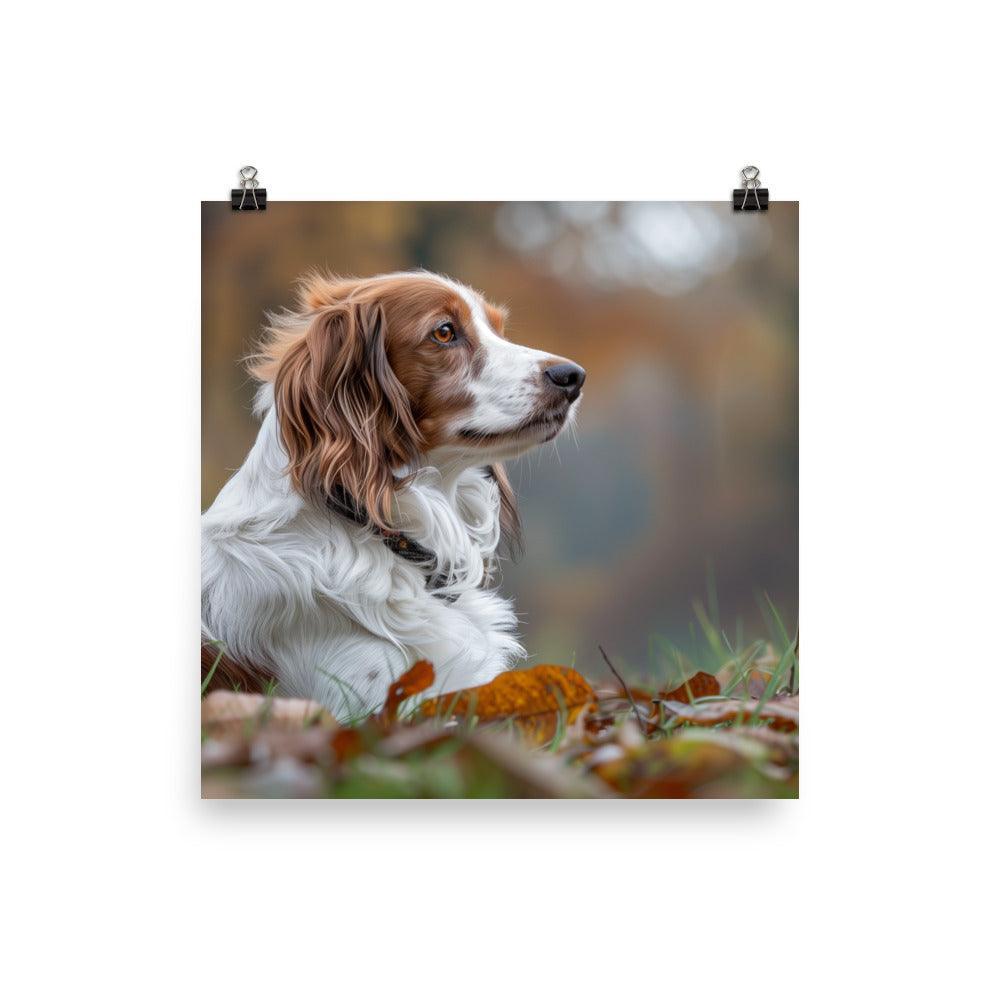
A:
[202,202,797,682]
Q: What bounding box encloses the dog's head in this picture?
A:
[251,271,585,536]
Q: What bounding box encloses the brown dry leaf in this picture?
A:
[201,691,334,739]
[660,694,798,731]
[583,709,618,739]
[657,671,721,704]
[380,659,435,724]
[594,734,744,797]
[725,726,799,766]
[202,694,340,779]
[376,723,453,758]
[593,727,797,798]
[421,664,595,747]
[459,730,613,798]
[330,727,366,762]
[590,687,663,736]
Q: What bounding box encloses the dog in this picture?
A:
[202,271,585,719]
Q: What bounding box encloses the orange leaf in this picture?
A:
[657,671,721,704]
[330,727,365,762]
[421,664,595,747]
[380,660,435,724]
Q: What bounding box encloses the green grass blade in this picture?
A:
[750,639,796,724]
[201,642,225,697]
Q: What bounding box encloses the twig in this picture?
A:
[598,644,646,734]
[783,636,800,696]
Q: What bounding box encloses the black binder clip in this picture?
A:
[231,166,266,211]
[733,165,768,211]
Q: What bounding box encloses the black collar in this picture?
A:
[326,486,455,599]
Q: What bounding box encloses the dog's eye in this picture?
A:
[430,322,457,345]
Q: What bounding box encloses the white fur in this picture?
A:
[447,278,555,439]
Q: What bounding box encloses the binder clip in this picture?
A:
[231,166,266,211]
[733,165,768,211]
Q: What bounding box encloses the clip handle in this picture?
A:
[231,165,267,211]
[733,164,768,211]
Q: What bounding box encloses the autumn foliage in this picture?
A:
[202,642,799,798]
[380,659,435,724]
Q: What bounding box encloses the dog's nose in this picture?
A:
[544,362,586,402]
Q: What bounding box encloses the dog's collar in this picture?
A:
[326,486,455,600]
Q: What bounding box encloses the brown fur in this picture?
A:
[249,273,522,548]
[488,462,522,556]
[201,640,273,695]
[484,302,508,336]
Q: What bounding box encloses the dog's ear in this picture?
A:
[273,300,422,527]
[488,463,523,558]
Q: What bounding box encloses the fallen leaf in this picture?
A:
[420,664,595,747]
[203,757,326,799]
[457,730,612,798]
[330,727,366,762]
[583,709,618,738]
[725,726,799,766]
[201,691,334,739]
[375,722,452,758]
[592,727,798,798]
[590,685,667,736]
[589,674,722,738]
[201,737,251,770]
[657,671,721,704]
[380,660,435,724]
[659,694,798,731]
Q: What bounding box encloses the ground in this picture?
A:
[201,603,799,799]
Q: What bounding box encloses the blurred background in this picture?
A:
[202,202,797,682]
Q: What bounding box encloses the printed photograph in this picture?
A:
[201,201,798,798]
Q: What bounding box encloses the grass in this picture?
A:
[202,594,798,799]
